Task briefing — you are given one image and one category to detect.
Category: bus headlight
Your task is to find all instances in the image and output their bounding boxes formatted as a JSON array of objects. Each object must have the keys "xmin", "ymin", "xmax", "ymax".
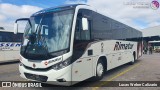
[{"xmin": 52, "ymin": 57, "xmax": 71, "ymax": 70}]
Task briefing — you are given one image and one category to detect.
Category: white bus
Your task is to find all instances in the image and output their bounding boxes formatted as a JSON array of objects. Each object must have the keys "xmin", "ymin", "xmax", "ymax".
[
  {"xmin": 149, "ymin": 41, "xmax": 160, "ymax": 52},
  {"xmin": 0, "ymin": 30, "xmax": 23, "ymax": 63},
  {"xmin": 14, "ymin": 4, "xmax": 142, "ymax": 86}
]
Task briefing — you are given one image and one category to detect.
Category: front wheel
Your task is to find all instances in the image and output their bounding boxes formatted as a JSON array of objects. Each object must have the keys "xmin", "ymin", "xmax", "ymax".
[{"xmin": 95, "ymin": 60, "xmax": 104, "ymax": 80}]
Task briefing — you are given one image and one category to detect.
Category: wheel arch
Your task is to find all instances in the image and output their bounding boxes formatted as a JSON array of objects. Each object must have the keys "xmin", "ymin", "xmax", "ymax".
[
  {"xmin": 94, "ymin": 55, "xmax": 108, "ymax": 76},
  {"xmin": 133, "ymin": 51, "xmax": 136, "ymax": 60}
]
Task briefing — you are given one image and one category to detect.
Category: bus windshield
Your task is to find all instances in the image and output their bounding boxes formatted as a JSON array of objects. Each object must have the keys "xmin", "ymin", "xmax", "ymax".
[{"xmin": 21, "ymin": 9, "xmax": 74, "ymax": 60}]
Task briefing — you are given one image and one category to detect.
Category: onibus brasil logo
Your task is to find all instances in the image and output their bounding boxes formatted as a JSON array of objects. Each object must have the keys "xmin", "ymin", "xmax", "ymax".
[{"xmin": 150, "ymin": 0, "xmax": 159, "ymax": 10}]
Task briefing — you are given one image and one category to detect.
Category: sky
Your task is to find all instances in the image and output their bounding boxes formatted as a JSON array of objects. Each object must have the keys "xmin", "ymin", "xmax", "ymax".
[{"xmin": 0, "ymin": 0, "xmax": 160, "ymax": 31}]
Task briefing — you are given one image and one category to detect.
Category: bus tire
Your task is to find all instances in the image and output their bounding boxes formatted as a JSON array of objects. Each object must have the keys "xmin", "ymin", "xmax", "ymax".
[
  {"xmin": 130, "ymin": 53, "xmax": 135, "ymax": 65},
  {"xmin": 95, "ymin": 59, "xmax": 104, "ymax": 80}
]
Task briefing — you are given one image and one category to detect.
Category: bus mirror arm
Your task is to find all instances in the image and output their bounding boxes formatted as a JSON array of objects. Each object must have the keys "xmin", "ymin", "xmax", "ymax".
[
  {"xmin": 14, "ymin": 23, "xmax": 18, "ymax": 34},
  {"xmin": 14, "ymin": 18, "xmax": 31, "ymax": 34}
]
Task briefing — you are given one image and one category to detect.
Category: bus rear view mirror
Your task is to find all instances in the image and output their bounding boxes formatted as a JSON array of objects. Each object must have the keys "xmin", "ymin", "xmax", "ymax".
[
  {"xmin": 14, "ymin": 23, "xmax": 18, "ymax": 34},
  {"xmin": 14, "ymin": 18, "xmax": 31, "ymax": 34},
  {"xmin": 82, "ymin": 17, "xmax": 88, "ymax": 31}
]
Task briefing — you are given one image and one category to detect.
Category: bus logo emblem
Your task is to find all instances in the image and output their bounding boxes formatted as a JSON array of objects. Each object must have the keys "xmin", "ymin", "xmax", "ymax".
[
  {"xmin": 114, "ymin": 42, "xmax": 134, "ymax": 51},
  {"xmin": 33, "ymin": 63, "xmax": 36, "ymax": 68},
  {"xmin": 44, "ymin": 61, "xmax": 48, "ymax": 66}
]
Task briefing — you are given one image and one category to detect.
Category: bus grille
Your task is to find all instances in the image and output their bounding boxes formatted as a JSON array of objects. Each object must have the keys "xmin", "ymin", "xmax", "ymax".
[{"xmin": 24, "ymin": 73, "xmax": 48, "ymax": 82}]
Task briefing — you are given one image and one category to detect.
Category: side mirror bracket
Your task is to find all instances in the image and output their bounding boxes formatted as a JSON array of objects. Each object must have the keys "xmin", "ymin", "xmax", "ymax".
[{"xmin": 14, "ymin": 18, "xmax": 31, "ymax": 34}]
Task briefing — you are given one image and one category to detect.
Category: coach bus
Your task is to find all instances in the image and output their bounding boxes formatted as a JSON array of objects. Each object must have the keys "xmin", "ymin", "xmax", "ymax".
[
  {"xmin": 14, "ymin": 4, "xmax": 142, "ymax": 86},
  {"xmin": 0, "ymin": 30, "xmax": 23, "ymax": 63}
]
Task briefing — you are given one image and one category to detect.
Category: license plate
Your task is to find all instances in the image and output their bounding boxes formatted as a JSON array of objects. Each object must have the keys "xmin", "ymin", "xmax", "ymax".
[{"xmin": 30, "ymin": 74, "xmax": 40, "ymax": 80}]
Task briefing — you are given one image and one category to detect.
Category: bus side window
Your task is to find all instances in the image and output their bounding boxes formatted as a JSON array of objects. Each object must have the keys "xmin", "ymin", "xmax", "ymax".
[
  {"xmin": 81, "ymin": 19, "xmax": 90, "ymax": 40},
  {"xmin": 75, "ymin": 18, "xmax": 81, "ymax": 40},
  {"xmin": 3, "ymin": 32, "xmax": 12, "ymax": 42},
  {"xmin": 75, "ymin": 9, "xmax": 92, "ymax": 41},
  {"xmin": 0, "ymin": 34, "xmax": 2, "ymax": 42}
]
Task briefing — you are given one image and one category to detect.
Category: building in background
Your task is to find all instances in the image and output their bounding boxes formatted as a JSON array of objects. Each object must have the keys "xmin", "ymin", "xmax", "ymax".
[{"xmin": 141, "ymin": 25, "xmax": 160, "ymax": 53}]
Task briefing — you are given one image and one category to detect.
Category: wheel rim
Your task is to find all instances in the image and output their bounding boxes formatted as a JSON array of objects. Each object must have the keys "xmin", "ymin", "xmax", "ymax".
[{"xmin": 97, "ymin": 63, "xmax": 104, "ymax": 77}]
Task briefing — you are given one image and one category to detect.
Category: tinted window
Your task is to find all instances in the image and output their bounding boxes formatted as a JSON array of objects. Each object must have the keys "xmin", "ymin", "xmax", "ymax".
[
  {"xmin": 75, "ymin": 9, "xmax": 92, "ymax": 41},
  {"xmin": 0, "ymin": 31, "xmax": 23, "ymax": 42}
]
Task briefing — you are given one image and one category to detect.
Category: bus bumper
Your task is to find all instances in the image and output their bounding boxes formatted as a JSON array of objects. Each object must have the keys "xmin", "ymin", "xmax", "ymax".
[{"xmin": 19, "ymin": 63, "xmax": 72, "ymax": 86}]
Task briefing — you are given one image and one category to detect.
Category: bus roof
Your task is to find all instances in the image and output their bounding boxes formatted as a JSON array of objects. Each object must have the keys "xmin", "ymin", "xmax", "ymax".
[{"xmin": 32, "ymin": 4, "xmax": 88, "ymax": 16}]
